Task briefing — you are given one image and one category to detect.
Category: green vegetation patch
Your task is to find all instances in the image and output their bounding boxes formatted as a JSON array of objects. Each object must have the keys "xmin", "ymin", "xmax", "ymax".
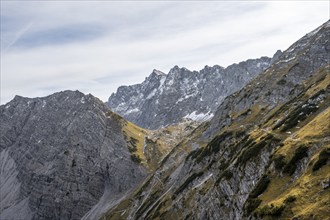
[
  {"xmin": 277, "ymin": 78, "xmax": 287, "ymax": 85},
  {"xmin": 256, "ymin": 203, "xmax": 285, "ymax": 217},
  {"xmin": 187, "ymin": 131, "xmax": 239, "ymax": 163},
  {"xmin": 272, "ymin": 154, "xmax": 286, "ymax": 171},
  {"xmin": 273, "ymin": 90, "xmax": 324, "ymax": 131},
  {"xmin": 244, "ymin": 198, "xmax": 262, "ymax": 216},
  {"xmin": 243, "ymin": 175, "xmax": 270, "ymax": 216},
  {"xmin": 237, "ymin": 140, "xmax": 267, "ymax": 164},
  {"xmin": 312, "ymin": 147, "xmax": 330, "ymax": 171},
  {"xmin": 131, "ymin": 154, "xmax": 142, "ymax": 163},
  {"xmin": 284, "ymin": 195, "xmax": 296, "ymax": 203},
  {"xmin": 283, "ymin": 145, "xmax": 308, "ymax": 175},
  {"xmin": 250, "ymin": 175, "xmax": 271, "ymax": 198},
  {"xmin": 135, "ymin": 191, "xmax": 160, "ymax": 219},
  {"xmin": 174, "ymin": 171, "xmax": 204, "ymax": 195},
  {"xmin": 237, "ymin": 134, "xmax": 281, "ymax": 165}
]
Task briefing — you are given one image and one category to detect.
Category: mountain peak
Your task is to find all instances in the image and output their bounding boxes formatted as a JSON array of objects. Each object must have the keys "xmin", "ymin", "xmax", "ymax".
[
  {"xmin": 152, "ymin": 69, "xmax": 165, "ymax": 76},
  {"xmin": 108, "ymin": 56, "xmax": 271, "ymax": 129}
]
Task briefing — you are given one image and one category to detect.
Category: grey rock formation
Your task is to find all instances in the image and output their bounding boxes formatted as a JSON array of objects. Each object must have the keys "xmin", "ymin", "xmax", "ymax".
[
  {"xmin": 108, "ymin": 57, "xmax": 272, "ymax": 129},
  {"xmin": 0, "ymin": 91, "xmax": 146, "ymax": 220},
  {"xmin": 103, "ymin": 21, "xmax": 330, "ymax": 220},
  {"xmin": 269, "ymin": 49, "xmax": 282, "ymax": 64},
  {"xmin": 206, "ymin": 20, "xmax": 330, "ymax": 138}
]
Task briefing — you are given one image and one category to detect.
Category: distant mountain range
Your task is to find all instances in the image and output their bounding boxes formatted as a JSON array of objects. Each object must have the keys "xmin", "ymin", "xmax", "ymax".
[
  {"xmin": 107, "ymin": 55, "xmax": 278, "ymax": 129},
  {"xmin": 1, "ymin": 21, "xmax": 329, "ymax": 220}
]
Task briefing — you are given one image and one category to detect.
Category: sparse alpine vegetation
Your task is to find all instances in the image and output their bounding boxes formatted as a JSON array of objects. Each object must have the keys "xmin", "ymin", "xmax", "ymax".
[
  {"xmin": 1, "ymin": 21, "xmax": 329, "ymax": 220},
  {"xmin": 101, "ymin": 21, "xmax": 330, "ymax": 220}
]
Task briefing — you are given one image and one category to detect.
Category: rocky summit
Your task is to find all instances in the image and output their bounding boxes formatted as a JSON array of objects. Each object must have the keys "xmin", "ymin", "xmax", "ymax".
[
  {"xmin": 107, "ymin": 56, "xmax": 272, "ymax": 130},
  {"xmin": 1, "ymin": 20, "xmax": 329, "ymax": 220},
  {"xmin": 0, "ymin": 91, "xmax": 146, "ymax": 220}
]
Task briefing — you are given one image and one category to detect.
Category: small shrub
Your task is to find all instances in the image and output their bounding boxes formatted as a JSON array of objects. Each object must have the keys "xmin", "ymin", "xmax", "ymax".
[
  {"xmin": 218, "ymin": 160, "xmax": 229, "ymax": 170},
  {"xmin": 240, "ymin": 109, "xmax": 252, "ymax": 117},
  {"xmin": 312, "ymin": 147, "xmax": 330, "ymax": 171},
  {"xmin": 244, "ymin": 198, "xmax": 262, "ymax": 216},
  {"xmin": 127, "ymin": 137, "xmax": 138, "ymax": 152},
  {"xmin": 129, "ymin": 137, "xmax": 138, "ymax": 145},
  {"xmin": 174, "ymin": 172, "xmax": 203, "ymax": 195},
  {"xmin": 284, "ymin": 195, "xmax": 296, "ymax": 203},
  {"xmin": 223, "ymin": 170, "xmax": 233, "ymax": 179},
  {"xmin": 238, "ymin": 140, "xmax": 268, "ymax": 164},
  {"xmin": 128, "ymin": 146, "xmax": 137, "ymax": 153},
  {"xmin": 283, "ymin": 145, "xmax": 308, "ymax": 175},
  {"xmin": 273, "ymin": 154, "xmax": 286, "ymax": 171},
  {"xmin": 277, "ymin": 79, "xmax": 287, "ymax": 85},
  {"xmin": 257, "ymin": 204, "xmax": 285, "ymax": 217},
  {"xmin": 131, "ymin": 154, "xmax": 142, "ymax": 163},
  {"xmin": 250, "ymin": 175, "xmax": 270, "ymax": 198},
  {"xmin": 281, "ymin": 103, "xmax": 318, "ymax": 132},
  {"xmin": 190, "ymin": 131, "xmax": 234, "ymax": 163}
]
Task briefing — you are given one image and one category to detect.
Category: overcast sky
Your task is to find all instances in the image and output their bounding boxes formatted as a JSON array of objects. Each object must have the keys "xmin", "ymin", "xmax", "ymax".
[{"xmin": 1, "ymin": 1, "xmax": 329, "ymax": 104}]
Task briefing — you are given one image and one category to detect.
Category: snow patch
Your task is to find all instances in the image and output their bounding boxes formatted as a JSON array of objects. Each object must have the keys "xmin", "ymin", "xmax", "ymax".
[
  {"xmin": 280, "ymin": 56, "xmax": 296, "ymax": 63},
  {"xmin": 113, "ymin": 102, "xmax": 127, "ymax": 112},
  {"xmin": 80, "ymin": 97, "xmax": 85, "ymax": 104},
  {"xmin": 166, "ymin": 77, "xmax": 174, "ymax": 86},
  {"xmin": 184, "ymin": 111, "xmax": 214, "ymax": 121},
  {"xmin": 146, "ymin": 89, "xmax": 157, "ymax": 99},
  {"xmin": 42, "ymin": 100, "xmax": 47, "ymax": 108},
  {"xmin": 176, "ymin": 92, "xmax": 197, "ymax": 103},
  {"xmin": 194, "ymin": 173, "xmax": 213, "ymax": 189},
  {"xmin": 126, "ymin": 108, "xmax": 139, "ymax": 114},
  {"xmin": 158, "ymin": 76, "xmax": 166, "ymax": 94}
]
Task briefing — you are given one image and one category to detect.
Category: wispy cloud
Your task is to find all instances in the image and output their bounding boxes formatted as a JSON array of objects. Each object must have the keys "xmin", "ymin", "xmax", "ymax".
[
  {"xmin": 1, "ymin": 1, "xmax": 329, "ymax": 104},
  {"xmin": 4, "ymin": 22, "xmax": 33, "ymax": 51}
]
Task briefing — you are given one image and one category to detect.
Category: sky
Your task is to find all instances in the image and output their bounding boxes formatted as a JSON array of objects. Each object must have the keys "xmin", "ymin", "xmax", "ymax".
[{"xmin": 1, "ymin": 1, "xmax": 329, "ymax": 104}]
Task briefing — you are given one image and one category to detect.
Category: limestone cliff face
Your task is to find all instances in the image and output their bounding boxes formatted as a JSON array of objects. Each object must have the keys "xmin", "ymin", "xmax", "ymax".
[
  {"xmin": 0, "ymin": 91, "xmax": 147, "ymax": 220},
  {"xmin": 108, "ymin": 57, "xmax": 271, "ymax": 130},
  {"xmin": 1, "ymin": 20, "xmax": 329, "ymax": 220},
  {"xmin": 103, "ymin": 21, "xmax": 330, "ymax": 220}
]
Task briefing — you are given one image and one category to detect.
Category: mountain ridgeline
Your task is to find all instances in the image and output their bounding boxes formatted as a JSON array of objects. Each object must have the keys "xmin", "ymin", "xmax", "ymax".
[
  {"xmin": 0, "ymin": 21, "xmax": 329, "ymax": 220},
  {"xmin": 108, "ymin": 56, "xmax": 274, "ymax": 129},
  {"xmin": 0, "ymin": 92, "xmax": 147, "ymax": 219},
  {"xmin": 102, "ymin": 21, "xmax": 330, "ymax": 219}
]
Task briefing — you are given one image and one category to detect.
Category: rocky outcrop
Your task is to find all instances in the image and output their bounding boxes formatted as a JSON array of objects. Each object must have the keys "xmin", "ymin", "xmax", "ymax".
[
  {"xmin": 0, "ymin": 91, "xmax": 147, "ymax": 220},
  {"xmin": 103, "ymin": 21, "xmax": 330, "ymax": 220},
  {"xmin": 108, "ymin": 57, "xmax": 272, "ymax": 130}
]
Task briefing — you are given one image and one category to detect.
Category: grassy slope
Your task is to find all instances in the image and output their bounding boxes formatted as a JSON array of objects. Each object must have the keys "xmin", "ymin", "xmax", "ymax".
[{"xmin": 101, "ymin": 65, "xmax": 330, "ymax": 220}]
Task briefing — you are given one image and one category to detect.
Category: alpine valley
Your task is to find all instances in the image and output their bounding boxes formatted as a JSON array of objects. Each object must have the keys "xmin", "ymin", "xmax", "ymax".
[{"xmin": 1, "ymin": 21, "xmax": 329, "ymax": 220}]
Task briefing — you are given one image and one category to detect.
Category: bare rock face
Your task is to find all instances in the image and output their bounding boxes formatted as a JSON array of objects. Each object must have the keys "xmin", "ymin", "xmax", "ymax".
[
  {"xmin": 107, "ymin": 57, "xmax": 271, "ymax": 130},
  {"xmin": 0, "ymin": 90, "xmax": 146, "ymax": 220},
  {"xmin": 206, "ymin": 20, "xmax": 330, "ymax": 138},
  {"xmin": 103, "ymin": 21, "xmax": 330, "ymax": 220}
]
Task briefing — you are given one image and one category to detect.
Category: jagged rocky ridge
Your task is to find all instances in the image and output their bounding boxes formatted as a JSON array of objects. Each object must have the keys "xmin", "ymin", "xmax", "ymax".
[
  {"xmin": 102, "ymin": 21, "xmax": 330, "ymax": 219},
  {"xmin": 1, "ymin": 21, "xmax": 329, "ymax": 220},
  {"xmin": 108, "ymin": 57, "xmax": 273, "ymax": 130},
  {"xmin": 0, "ymin": 91, "xmax": 147, "ymax": 220}
]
